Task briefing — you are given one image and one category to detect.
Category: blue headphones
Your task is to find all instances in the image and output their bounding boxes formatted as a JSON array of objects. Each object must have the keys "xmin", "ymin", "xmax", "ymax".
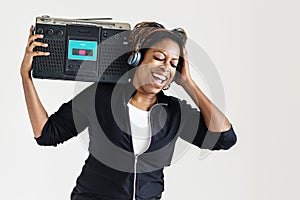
[{"xmin": 127, "ymin": 51, "xmax": 142, "ymax": 67}]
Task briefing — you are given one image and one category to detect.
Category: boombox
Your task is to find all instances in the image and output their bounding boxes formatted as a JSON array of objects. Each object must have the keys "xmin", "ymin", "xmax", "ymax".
[{"xmin": 32, "ymin": 15, "xmax": 132, "ymax": 83}]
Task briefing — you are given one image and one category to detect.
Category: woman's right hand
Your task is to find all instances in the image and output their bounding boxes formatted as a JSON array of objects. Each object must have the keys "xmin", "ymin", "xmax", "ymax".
[{"xmin": 20, "ymin": 25, "xmax": 50, "ymax": 78}]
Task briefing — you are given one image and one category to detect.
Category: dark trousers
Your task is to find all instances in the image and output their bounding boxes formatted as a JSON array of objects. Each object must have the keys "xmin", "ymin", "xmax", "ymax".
[{"xmin": 71, "ymin": 187, "xmax": 161, "ymax": 200}]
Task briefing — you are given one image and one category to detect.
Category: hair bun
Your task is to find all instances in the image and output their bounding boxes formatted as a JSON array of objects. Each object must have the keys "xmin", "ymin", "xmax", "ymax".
[{"xmin": 172, "ymin": 28, "xmax": 187, "ymax": 45}]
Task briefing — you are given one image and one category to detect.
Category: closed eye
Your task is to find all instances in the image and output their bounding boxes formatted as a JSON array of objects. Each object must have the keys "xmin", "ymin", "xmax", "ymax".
[
  {"xmin": 170, "ymin": 60, "xmax": 179, "ymax": 68},
  {"xmin": 170, "ymin": 63, "xmax": 177, "ymax": 68},
  {"xmin": 153, "ymin": 51, "xmax": 179, "ymax": 68},
  {"xmin": 154, "ymin": 56, "xmax": 164, "ymax": 61},
  {"xmin": 154, "ymin": 56, "xmax": 179, "ymax": 68}
]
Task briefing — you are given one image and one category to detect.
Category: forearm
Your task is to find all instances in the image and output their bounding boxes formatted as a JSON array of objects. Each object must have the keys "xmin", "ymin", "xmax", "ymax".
[
  {"xmin": 21, "ymin": 72, "xmax": 48, "ymax": 138},
  {"xmin": 181, "ymin": 79, "xmax": 231, "ymax": 132}
]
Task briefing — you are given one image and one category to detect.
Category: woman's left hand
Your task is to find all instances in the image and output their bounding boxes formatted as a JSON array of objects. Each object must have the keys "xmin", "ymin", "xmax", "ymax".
[{"xmin": 175, "ymin": 47, "xmax": 193, "ymax": 86}]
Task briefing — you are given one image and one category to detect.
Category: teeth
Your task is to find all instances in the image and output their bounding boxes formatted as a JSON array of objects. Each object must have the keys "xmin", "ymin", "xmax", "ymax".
[{"xmin": 152, "ymin": 73, "xmax": 167, "ymax": 81}]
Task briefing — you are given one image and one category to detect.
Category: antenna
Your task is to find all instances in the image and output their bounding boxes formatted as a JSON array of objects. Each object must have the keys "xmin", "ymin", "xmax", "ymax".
[{"xmin": 74, "ymin": 17, "xmax": 113, "ymax": 21}]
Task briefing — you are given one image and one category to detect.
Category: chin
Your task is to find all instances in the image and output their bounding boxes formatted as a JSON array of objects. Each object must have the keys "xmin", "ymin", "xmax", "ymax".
[{"xmin": 142, "ymin": 84, "xmax": 163, "ymax": 94}]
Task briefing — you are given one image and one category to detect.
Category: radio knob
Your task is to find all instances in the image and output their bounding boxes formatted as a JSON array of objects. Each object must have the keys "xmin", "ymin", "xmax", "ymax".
[
  {"xmin": 41, "ymin": 15, "xmax": 51, "ymax": 22},
  {"xmin": 114, "ymin": 34, "xmax": 120, "ymax": 40},
  {"xmin": 47, "ymin": 28, "xmax": 54, "ymax": 35},
  {"xmin": 36, "ymin": 28, "xmax": 44, "ymax": 34},
  {"xmin": 56, "ymin": 30, "xmax": 64, "ymax": 36}
]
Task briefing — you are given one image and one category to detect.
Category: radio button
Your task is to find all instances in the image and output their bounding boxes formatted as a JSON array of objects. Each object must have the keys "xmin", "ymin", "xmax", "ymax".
[
  {"xmin": 103, "ymin": 31, "xmax": 108, "ymax": 38},
  {"xmin": 68, "ymin": 65, "xmax": 79, "ymax": 69}
]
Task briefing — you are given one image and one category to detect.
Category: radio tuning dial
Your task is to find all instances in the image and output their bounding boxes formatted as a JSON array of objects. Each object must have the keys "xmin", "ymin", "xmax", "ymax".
[
  {"xmin": 56, "ymin": 30, "xmax": 64, "ymax": 36},
  {"xmin": 36, "ymin": 28, "xmax": 44, "ymax": 34},
  {"xmin": 47, "ymin": 28, "xmax": 54, "ymax": 35}
]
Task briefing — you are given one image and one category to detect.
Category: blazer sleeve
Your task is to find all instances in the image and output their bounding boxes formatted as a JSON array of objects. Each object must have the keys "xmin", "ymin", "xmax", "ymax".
[
  {"xmin": 34, "ymin": 84, "xmax": 95, "ymax": 146},
  {"xmin": 178, "ymin": 99, "xmax": 237, "ymax": 150}
]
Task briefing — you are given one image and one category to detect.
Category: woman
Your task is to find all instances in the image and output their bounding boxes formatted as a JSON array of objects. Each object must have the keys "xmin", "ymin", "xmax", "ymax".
[{"xmin": 20, "ymin": 22, "xmax": 237, "ymax": 200}]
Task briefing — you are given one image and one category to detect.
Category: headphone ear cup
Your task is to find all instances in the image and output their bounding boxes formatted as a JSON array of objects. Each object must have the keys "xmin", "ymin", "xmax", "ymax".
[{"xmin": 127, "ymin": 51, "xmax": 141, "ymax": 67}]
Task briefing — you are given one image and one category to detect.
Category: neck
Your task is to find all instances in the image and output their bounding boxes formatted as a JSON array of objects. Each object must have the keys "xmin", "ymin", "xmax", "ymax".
[{"xmin": 130, "ymin": 91, "xmax": 157, "ymax": 111}]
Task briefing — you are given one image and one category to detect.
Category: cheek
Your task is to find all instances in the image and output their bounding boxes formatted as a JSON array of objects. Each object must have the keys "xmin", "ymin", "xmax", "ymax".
[
  {"xmin": 135, "ymin": 64, "xmax": 152, "ymax": 80},
  {"xmin": 167, "ymin": 69, "xmax": 177, "ymax": 83}
]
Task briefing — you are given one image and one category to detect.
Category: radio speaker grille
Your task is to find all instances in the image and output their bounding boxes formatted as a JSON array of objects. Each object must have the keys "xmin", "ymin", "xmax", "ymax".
[{"xmin": 33, "ymin": 38, "xmax": 65, "ymax": 72}]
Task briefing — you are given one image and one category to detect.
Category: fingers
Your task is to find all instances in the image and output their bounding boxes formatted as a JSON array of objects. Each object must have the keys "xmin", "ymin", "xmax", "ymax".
[
  {"xmin": 182, "ymin": 47, "xmax": 188, "ymax": 58},
  {"xmin": 25, "ymin": 49, "xmax": 50, "ymax": 57},
  {"xmin": 27, "ymin": 33, "xmax": 44, "ymax": 47},
  {"xmin": 26, "ymin": 40, "xmax": 49, "ymax": 57},
  {"xmin": 29, "ymin": 25, "xmax": 34, "ymax": 37},
  {"xmin": 26, "ymin": 25, "xmax": 49, "ymax": 56},
  {"xmin": 181, "ymin": 47, "xmax": 189, "ymax": 65},
  {"xmin": 27, "ymin": 25, "xmax": 39, "ymax": 44},
  {"xmin": 27, "ymin": 41, "xmax": 48, "ymax": 52},
  {"xmin": 31, "ymin": 51, "xmax": 50, "ymax": 57}
]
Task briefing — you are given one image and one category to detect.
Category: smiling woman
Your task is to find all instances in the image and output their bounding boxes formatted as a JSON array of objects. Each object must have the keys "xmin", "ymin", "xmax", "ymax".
[
  {"xmin": 127, "ymin": 23, "xmax": 186, "ymax": 110},
  {"xmin": 20, "ymin": 21, "xmax": 237, "ymax": 200}
]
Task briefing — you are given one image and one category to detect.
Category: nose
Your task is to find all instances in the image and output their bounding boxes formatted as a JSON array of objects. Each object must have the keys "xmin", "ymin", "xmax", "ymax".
[
  {"xmin": 159, "ymin": 65, "xmax": 170, "ymax": 73},
  {"xmin": 160, "ymin": 61, "xmax": 171, "ymax": 72}
]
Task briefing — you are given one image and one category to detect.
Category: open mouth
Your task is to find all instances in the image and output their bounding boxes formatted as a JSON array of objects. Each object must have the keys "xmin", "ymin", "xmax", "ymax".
[{"xmin": 152, "ymin": 72, "xmax": 168, "ymax": 85}]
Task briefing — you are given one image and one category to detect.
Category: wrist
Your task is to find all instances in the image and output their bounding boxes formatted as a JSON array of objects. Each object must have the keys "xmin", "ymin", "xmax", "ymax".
[
  {"xmin": 181, "ymin": 78, "xmax": 195, "ymax": 90},
  {"xmin": 20, "ymin": 70, "xmax": 32, "ymax": 80}
]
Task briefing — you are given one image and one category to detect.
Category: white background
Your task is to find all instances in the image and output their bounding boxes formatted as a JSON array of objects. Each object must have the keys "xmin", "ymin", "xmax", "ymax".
[{"xmin": 1, "ymin": 0, "xmax": 300, "ymax": 199}]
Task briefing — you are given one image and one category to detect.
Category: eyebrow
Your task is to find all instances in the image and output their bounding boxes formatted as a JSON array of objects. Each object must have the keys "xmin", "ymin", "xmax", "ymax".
[{"xmin": 153, "ymin": 50, "xmax": 179, "ymax": 60}]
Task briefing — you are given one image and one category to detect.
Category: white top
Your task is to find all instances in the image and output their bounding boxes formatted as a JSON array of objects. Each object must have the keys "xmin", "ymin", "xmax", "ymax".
[{"xmin": 127, "ymin": 102, "xmax": 151, "ymax": 155}]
